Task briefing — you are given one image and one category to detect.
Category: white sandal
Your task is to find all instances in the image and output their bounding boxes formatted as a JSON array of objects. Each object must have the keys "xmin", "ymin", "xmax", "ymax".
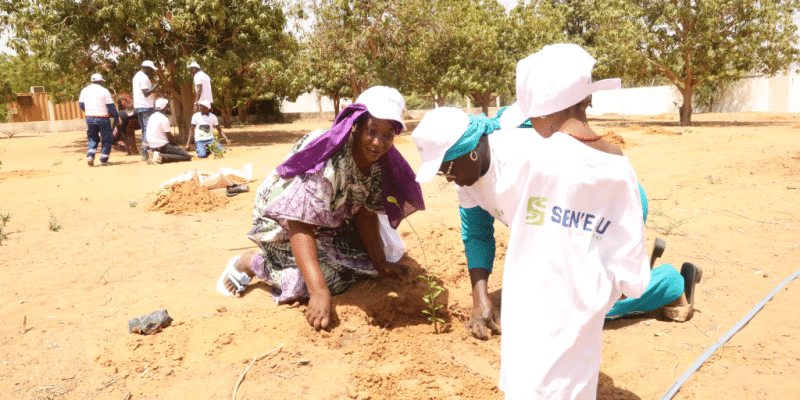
[{"xmin": 216, "ymin": 255, "xmax": 252, "ymax": 297}]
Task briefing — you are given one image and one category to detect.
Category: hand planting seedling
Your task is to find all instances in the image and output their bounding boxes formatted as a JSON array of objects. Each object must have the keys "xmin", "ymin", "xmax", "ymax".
[{"xmin": 387, "ymin": 196, "xmax": 446, "ymax": 333}]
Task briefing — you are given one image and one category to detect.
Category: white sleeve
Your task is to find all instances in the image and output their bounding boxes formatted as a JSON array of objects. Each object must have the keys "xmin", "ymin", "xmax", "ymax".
[
  {"xmin": 210, "ymin": 114, "xmax": 219, "ymax": 126},
  {"xmin": 193, "ymin": 74, "xmax": 201, "ymax": 86},
  {"xmin": 103, "ymin": 89, "xmax": 113, "ymax": 105},
  {"xmin": 160, "ymin": 117, "xmax": 171, "ymax": 133},
  {"xmin": 190, "ymin": 113, "xmax": 199, "ymax": 125},
  {"xmin": 78, "ymin": 89, "xmax": 86, "ymax": 104},
  {"xmin": 600, "ymin": 170, "xmax": 650, "ymax": 299}
]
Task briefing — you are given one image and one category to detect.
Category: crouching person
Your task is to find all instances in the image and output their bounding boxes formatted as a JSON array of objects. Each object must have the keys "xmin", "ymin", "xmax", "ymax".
[
  {"xmin": 186, "ymin": 100, "xmax": 230, "ymax": 158},
  {"xmin": 147, "ymin": 98, "xmax": 192, "ymax": 164}
]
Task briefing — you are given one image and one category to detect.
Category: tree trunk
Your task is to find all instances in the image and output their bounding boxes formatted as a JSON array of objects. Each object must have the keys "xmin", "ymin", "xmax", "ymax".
[
  {"xmin": 432, "ymin": 90, "xmax": 446, "ymax": 108},
  {"xmin": 219, "ymin": 105, "xmax": 234, "ymax": 128},
  {"xmin": 171, "ymin": 83, "xmax": 194, "ymax": 145},
  {"xmin": 332, "ymin": 94, "xmax": 341, "ymax": 116},
  {"xmin": 679, "ymin": 85, "xmax": 693, "ymax": 126},
  {"xmin": 470, "ymin": 90, "xmax": 495, "ymax": 116},
  {"xmin": 239, "ymin": 98, "xmax": 254, "ymax": 125}
]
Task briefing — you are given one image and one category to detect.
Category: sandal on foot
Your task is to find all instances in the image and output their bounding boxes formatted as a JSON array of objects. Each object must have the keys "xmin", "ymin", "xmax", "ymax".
[
  {"xmin": 664, "ymin": 262, "xmax": 702, "ymax": 322},
  {"xmin": 216, "ymin": 255, "xmax": 252, "ymax": 298},
  {"xmin": 650, "ymin": 237, "xmax": 666, "ymax": 270},
  {"xmin": 226, "ymin": 184, "xmax": 249, "ymax": 197}
]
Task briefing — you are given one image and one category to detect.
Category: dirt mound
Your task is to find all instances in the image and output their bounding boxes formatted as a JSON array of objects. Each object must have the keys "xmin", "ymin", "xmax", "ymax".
[
  {"xmin": 791, "ymin": 125, "xmax": 800, "ymax": 129},
  {"xmin": 148, "ymin": 180, "xmax": 228, "ymax": 214},
  {"xmin": 223, "ymin": 174, "xmax": 248, "ymax": 184},
  {"xmin": 603, "ymin": 131, "xmax": 629, "ymax": 150},
  {"xmin": 643, "ymin": 126, "xmax": 679, "ymax": 136},
  {"xmin": 627, "ymin": 124, "xmax": 644, "ymax": 131}
]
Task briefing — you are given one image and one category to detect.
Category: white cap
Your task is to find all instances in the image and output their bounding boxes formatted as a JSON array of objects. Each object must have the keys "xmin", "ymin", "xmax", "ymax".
[
  {"xmin": 197, "ymin": 100, "xmax": 211, "ymax": 109},
  {"xmin": 142, "ymin": 60, "xmax": 158, "ymax": 70},
  {"xmin": 188, "ymin": 61, "xmax": 201, "ymax": 69},
  {"xmin": 90, "ymin": 73, "xmax": 104, "ymax": 82},
  {"xmin": 155, "ymin": 98, "xmax": 169, "ymax": 110},
  {"xmin": 499, "ymin": 43, "xmax": 621, "ymax": 130},
  {"xmin": 411, "ymin": 107, "xmax": 470, "ymax": 183},
  {"xmin": 355, "ymin": 86, "xmax": 406, "ymax": 131}
]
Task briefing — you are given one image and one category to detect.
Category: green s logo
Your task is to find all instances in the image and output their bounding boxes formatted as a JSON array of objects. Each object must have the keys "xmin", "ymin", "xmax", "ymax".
[{"xmin": 526, "ymin": 197, "xmax": 547, "ymax": 226}]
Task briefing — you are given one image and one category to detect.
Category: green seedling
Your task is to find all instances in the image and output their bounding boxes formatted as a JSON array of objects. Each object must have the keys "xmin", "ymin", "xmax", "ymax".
[
  {"xmin": 387, "ymin": 196, "xmax": 446, "ymax": 333},
  {"xmin": 47, "ymin": 209, "xmax": 62, "ymax": 232},
  {"xmin": 129, "ymin": 200, "xmax": 138, "ymax": 208},
  {"xmin": 208, "ymin": 132, "xmax": 226, "ymax": 159},
  {"xmin": 0, "ymin": 210, "xmax": 12, "ymax": 227},
  {"xmin": 0, "ymin": 226, "xmax": 7, "ymax": 245},
  {"xmin": 80, "ymin": 197, "xmax": 89, "ymax": 201},
  {"xmin": 706, "ymin": 175, "xmax": 721, "ymax": 185},
  {"xmin": 52, "ymin": 160, "xmax": 62, "ymax": 166}
]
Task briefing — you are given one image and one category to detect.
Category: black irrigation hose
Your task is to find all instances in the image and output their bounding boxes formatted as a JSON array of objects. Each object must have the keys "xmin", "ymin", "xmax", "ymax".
[{"xmin": 661, "ymin": 268, "xmax": 800, "ymax": 400}]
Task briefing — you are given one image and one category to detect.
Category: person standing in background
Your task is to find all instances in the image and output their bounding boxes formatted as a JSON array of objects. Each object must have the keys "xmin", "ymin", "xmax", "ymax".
[
  {"xmin": 132, "ymin": 60, "xmax": 160, "ymax": 162},
  {"xmin": 79, "ymin": 73, "xmax": 121, "ymax": 167}
]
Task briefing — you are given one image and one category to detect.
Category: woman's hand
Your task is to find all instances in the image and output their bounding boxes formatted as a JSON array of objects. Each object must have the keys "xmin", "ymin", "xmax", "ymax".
[
  {"xmin": 375, "ymin": 261, "xmax": 409, "ymax": 281},
  {"xmin": 306, "ymin": 289, "xmax": 332, "ymax": 330},
  {"xmin": 466, "ymin": 289, "xmax": 501, "ymax": 340}
]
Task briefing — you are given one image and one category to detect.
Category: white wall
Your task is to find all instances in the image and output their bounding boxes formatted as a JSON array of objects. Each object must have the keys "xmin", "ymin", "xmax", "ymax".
[
  {"xmin": 280, "ymin": 90, "xmax": 352, "ymax": 114},
  {"xmin": 586, "ymin": 73, "xmax": 800, "ymax": 116}
]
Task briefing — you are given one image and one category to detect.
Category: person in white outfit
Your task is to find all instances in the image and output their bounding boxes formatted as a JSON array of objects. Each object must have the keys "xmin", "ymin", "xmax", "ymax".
[
  {"xmin": 412, "ymin": 44, "xmax": 651, "ymax": 400},
  {"xmin": 78, "ymin": 73, "xmax": 121, "ymax": 166},
  {"xmin": 132, "ymin": 60, "xmax": 161, "ymax": 161},
  {"xmin": 146, "ymin": 98, "xmax": 192, "ymax": 164},
  {"xmin": 188, "ymin": 61, "xmax": 213, "ymax": 106}
]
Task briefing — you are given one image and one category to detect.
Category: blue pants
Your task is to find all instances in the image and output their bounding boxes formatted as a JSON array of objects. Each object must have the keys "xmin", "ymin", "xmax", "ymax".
[
  {"xmin": 136, "ymin": 108, "xmax": 155, "ymax": 159},
  {"xmin": 86, "ymin": 117, "xmax": 114, "ymax": 163},
  {"xmin": 605, "ymin": 264, "xmax": 684, "ymax": 320},
  {"xmin": 195, "ymin": 139, "xmax": 225, "ymax": 158}
]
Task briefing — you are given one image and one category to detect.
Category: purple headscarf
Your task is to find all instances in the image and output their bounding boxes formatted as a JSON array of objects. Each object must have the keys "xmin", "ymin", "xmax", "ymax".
[{"xmin": 276, "ymin": 103, "xmax": 425, "ymax": 229}]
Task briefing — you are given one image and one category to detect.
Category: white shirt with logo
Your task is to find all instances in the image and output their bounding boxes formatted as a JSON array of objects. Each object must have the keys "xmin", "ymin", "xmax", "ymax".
[
  {"xmin": 191, "ymin": 111, "xmax": 219, "ymax": 141},
  {"xmin": 145, "ymin": 111, "xmax": 171, "ymax": 148},
  {"xmin": 132, "ymin": 71, "xmax": 154, "ymax": 108},
  {"xmin": 78, "ymin": 84, "xmax": 114, "ymax": 117},
  {"xmin": 455, "ymin": 128, "xmax": 649, "ymax": 399},
  {"xmin": 193, "ymin": 70, "xmax": 213, "ymax": 104}
]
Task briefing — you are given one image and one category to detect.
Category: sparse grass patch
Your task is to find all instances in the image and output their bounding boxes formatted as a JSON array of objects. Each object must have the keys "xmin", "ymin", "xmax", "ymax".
[
  {"xmin": 47, "ymin": 209, "xmax": 62, "ymax": 232},
  {"xmin": 129, "ymin": 200, "xmax": 138, "ymax": 208},
  {"xmin": 652, "ymin": 217, "xmax": 690, "ymax": 235},
  {"xmin": 52, "ymin": 160, "xmax": 62, "ymax": 166},
  {"xmin": 706, "ymin": 175, "xmax": 722, "ymax": 185}
]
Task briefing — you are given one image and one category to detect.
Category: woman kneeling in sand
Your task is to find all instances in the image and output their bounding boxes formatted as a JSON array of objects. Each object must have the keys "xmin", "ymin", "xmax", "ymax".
[{"xmin": 216, "ymin": 86, "xmax": 424, "ymax": 331}]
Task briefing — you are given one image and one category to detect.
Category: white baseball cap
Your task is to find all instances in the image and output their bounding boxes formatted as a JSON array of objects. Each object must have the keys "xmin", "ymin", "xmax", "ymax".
[
  {"xmin": 155, "ymin": 98, "xmax": 169, "ymax": 110},
  {"xmin": 90, "ymin": 73, "xmax": 104, "ymax": 82},
  {"xmin": 188, "ymin": 61, "xmax": 201, "ymax": 69},
  {"xmin": 142, "ymin": 60, "xmax": 158, "ymax": 70},
  {"xmin": 499, "ymin": 43, "xmax": 621, "ymax": 130},
  {"xmin": 355, "ymin": 86, "xmax": 407, "ymax": 131},
  {"xmin": 411, "ymin": 107, "xmax": 470, "ymax": 183},
  {"xmin": 197, "ymin": 100, "xmax": 211, "ymax": 109}
]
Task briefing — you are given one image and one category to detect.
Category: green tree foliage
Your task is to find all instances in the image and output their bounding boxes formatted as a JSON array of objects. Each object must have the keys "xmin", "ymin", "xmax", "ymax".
[
  {"xmin": 2, "ymin": 0, "xmax": 298, "ymax": 140},
  {"xmin": 592, "ymin": 0, "xmax": 800, "ymax": 125}
]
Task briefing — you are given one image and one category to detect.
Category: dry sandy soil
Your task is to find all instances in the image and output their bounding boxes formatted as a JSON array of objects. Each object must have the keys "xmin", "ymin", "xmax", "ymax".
[{"xmin": 1, "ymin": 111, "xmax": 800, "ymax": 400}]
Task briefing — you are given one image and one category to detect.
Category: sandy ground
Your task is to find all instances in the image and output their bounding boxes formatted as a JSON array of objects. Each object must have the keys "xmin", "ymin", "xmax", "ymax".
[{"xmin": 1, "ymin": 112, "xmax": 800, "ymax": 400}]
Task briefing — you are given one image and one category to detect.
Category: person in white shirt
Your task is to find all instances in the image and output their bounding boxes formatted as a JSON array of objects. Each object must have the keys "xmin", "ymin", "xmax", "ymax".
[
  {"xmin": 146, "ymin": 98, "xmax": 192, "ymax": 164},
  {"xmin": 78, "ymin": 73, "xmax": 121, "ymax": 167},
  {"xmin": 188, "ymin": 62, "xmax": 213, "ymax": 107},
  {"xmin": 132, "ymin": 60, "xmax": 161, "ymax": 162},
  {"xmin": 412, "ymin": 44, "xmax": 651, "ymax": 400},
  {"xmin": 186, "ymin": 100, "xmax": 230, "ymax": 158}
]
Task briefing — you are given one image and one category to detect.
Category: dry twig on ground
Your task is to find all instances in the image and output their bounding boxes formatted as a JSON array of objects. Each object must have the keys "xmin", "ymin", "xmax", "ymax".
[{"xmin": 232, "ymin": 344, "xmax": 284, "ymax": 400}]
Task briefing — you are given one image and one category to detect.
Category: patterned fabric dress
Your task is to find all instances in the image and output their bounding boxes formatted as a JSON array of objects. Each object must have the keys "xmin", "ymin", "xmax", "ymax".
[{"xmin": 247, "ymin": 129, "xmax": 385, "ymax": 303}]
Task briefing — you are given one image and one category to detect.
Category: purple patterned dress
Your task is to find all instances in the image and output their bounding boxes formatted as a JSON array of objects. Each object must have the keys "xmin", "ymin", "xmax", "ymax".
[{"xmin": 246, "ymin": 129, "xmax": 384, "ymax": 303}]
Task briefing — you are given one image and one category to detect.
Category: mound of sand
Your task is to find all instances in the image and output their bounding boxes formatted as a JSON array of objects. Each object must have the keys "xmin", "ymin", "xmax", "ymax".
[
  {"xmin": 148, "ymin": 180, "xmax": 228, "ymax": 214},
  {"xmin": 643, "ymin": 126, "xmax": 679, "ymax": 136},
  {"xmin": 603, "ymin": 130, "xmax": 629, "ymax": 150},
  {"xmin": 627, "ymin": 124, "xmax": 644, "ymax": 131}
]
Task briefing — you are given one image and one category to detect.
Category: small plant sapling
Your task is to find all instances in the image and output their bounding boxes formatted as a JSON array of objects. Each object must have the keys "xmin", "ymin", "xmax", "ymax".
[
  {"xmin": 0, "ymin": 210, "xmax": 11, "ymax": 227},
  {"xmin": 208, "ymin": 132, "xmax": 226, "ymax": 159},
  {"xmin": 47, "ymin": 208, "xmax": 62, "ymax": 232},
  {"xmin": 386, "ymin": 196, "xmax": 446, "ymax": 333},
  {"xmin": 129, "ymin": 200, "xmax": 138, "ymax": 208}
]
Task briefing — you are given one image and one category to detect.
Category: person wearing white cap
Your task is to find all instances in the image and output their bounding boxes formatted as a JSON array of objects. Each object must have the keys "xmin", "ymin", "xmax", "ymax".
[
  {"xmin": 215, "ymin": 86, "xmax": 424, "ymax": 333},
  {"xmin": 132, "ymin": 60, "xmax": 161, "ymax": 162},
  {"xmin": 78, "ymin": 73, "xmax": 121, "ymax": 166},
  {"xmin": 412, "ymin": 44, "xmax": 651, "ymax": 399},
  {"xmin": 145, "ymin": 98, "xmax": 191, "ymax": 164},
  {"xmin": 188, "ymin": 62, "xmax": 213, "ymax": 107},
  {"xmin": 186, "ymin": 100, "xmax": 229, "ymax": 158}
]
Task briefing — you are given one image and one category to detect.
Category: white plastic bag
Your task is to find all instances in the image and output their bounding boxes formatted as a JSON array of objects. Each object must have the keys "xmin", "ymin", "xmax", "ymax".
[{"xmin": 378, "ymin": 214, "xmax": 406, "ymax": 263}]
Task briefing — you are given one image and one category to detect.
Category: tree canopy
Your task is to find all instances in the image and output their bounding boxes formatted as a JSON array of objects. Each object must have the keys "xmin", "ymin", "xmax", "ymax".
[{"xmin": 592, "ymin": 0, "xmax": 800, "ymax": 125}]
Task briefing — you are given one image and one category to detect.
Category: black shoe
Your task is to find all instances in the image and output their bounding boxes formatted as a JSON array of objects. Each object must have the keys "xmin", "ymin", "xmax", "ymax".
[
  {"xmin": 226, "ymin": 184, "xmax": 249, "ymax": 197},
  {"xmin": 650, "ymin": 237, "xmax": 666, "ymax": 270}
]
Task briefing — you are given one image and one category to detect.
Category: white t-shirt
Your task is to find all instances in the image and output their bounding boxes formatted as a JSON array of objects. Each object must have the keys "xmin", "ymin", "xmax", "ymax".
[
  {"xmin": 132, "ymin": 71, "xmax": 154, "ymax": 108},
  {"xmin": 146, "ymin": 111, "xmax": 171, "ymax": 148},
  {"xmin": 78, "ymin": 84, "xmax": 114, "ymax": 117},
  {"xmin": 193, "ymin": 70, "xmax": 213, "ymax": 104},
  {"xmin": 191, "ymin": 111, "xmax": 219, "ymax": 141},
  {"xmin": 456, "ymin": 128, "xmax": 649, "ymax": 400}
]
